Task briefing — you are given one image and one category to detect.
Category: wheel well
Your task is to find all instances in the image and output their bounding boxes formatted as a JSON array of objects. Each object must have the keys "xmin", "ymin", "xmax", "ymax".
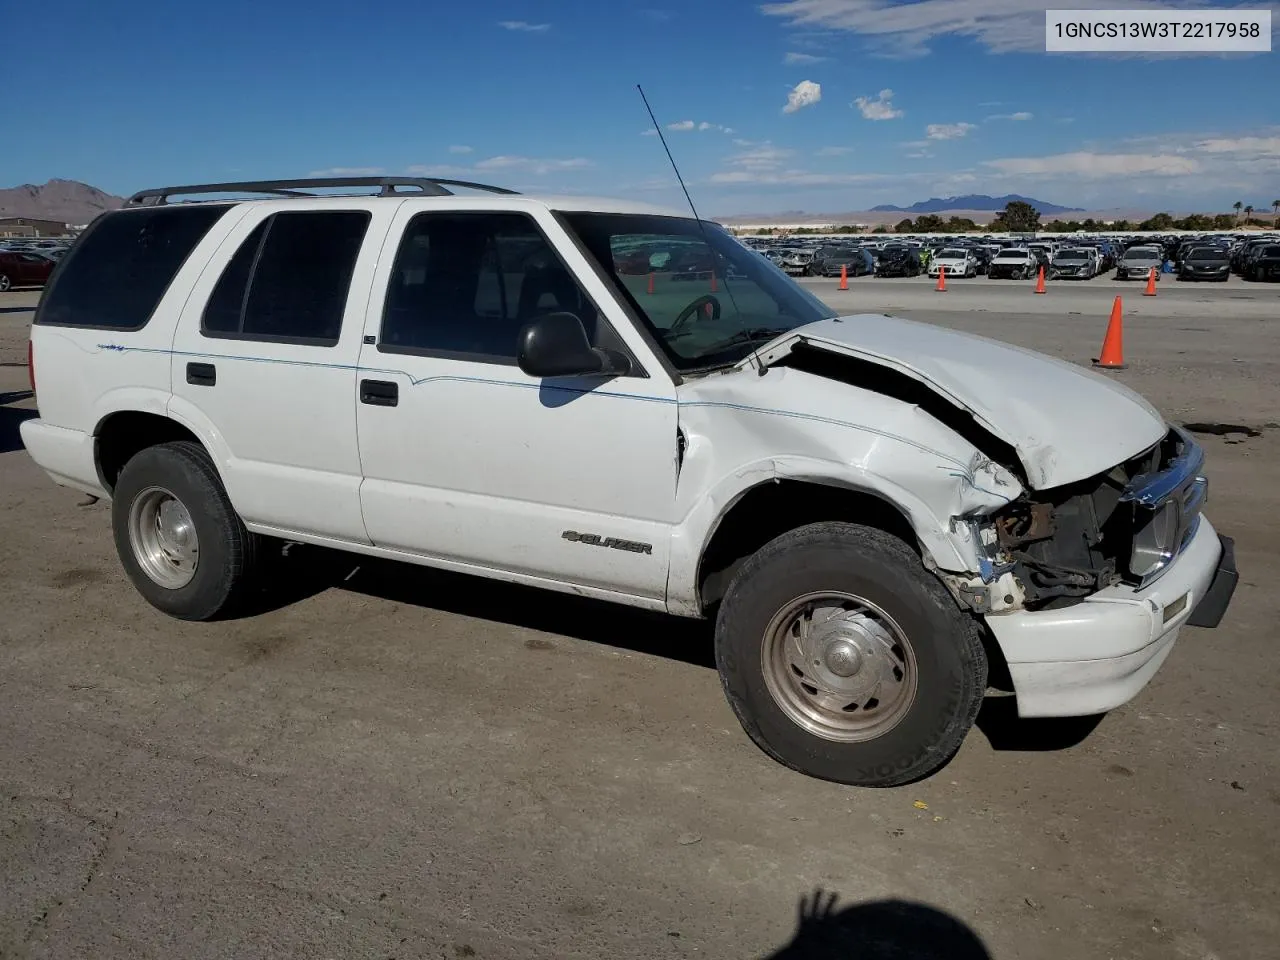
[
  {"xmin": 95, "ymin": 412, "xmax": 201, "ymax": 492},
  {"xmin": 697, "ymin": 480, "xmax": 920, "ymax": 614}
]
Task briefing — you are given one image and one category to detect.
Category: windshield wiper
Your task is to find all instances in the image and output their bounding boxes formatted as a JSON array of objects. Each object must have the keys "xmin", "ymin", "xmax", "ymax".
[{"xmin": 698, "ymin": 326, "xmax": 792, "ymax": 356}]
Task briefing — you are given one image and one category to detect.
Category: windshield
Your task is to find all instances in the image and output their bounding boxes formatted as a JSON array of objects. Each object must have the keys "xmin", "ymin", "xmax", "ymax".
[
  {"xmin": 1055, "ymin": 250, "xmax": 1088, "ymax": 261},
  {"xmin": 563, "ymin": 213, "xmax": 837, "ymax": 372},
  {"xmin": 938, "ymin": 248, "xmax": 967, "ymax": 258},
  {"xmin": 996, "ymin": 250, "xmax": 1028, "ymax": 259},
  {"xmin": 1187, "ymin": 247, "xmax": 1228, "ymax": 261},
  {"xmin": 1124, "ymin": 248, "xmax": 1159, "ymax": 260}
]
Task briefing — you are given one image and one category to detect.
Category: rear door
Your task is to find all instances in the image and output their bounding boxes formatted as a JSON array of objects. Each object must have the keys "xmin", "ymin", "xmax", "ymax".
[{"xmin": 168, "ymin": 200, "xmax": 396, "ymax": 544}]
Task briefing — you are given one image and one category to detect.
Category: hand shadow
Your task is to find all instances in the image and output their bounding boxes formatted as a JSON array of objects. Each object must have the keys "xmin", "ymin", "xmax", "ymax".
[{"xmin": 764, "ymin": 889, "xmax": 991, "ymax": 960}]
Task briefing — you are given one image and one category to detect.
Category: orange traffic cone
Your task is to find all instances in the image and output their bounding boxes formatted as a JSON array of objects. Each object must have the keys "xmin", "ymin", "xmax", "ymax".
[
  {"xmin": 1093, "ymin": 296, "xmax": 1126, "ymax": 369},
  {"xmin": 935, "ymin": 264, "xmax": 947, "ymax": 292},
  {"xmin": 710, "ymin": 271, "xmax": 718, "ymax": 293},
  {"xmin": 647, "ymin": 272, "xmax": 654, "ymax": 295},
  {"xmin": 839, "ymin": 264, "xmax": 849, "ymax": 290},
  {"xmin": 1034, "ymin": 265, "xmax": 1046, "ymax": 294},
  {"xmin": 1143, "ymin": 266, "xmax": 1157, "ymax": 296}
]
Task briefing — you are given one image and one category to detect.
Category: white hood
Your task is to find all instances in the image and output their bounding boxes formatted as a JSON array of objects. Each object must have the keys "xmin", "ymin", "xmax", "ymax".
[{"xmin": 749, "ymin": 314, "xmax": 1167, "ymax": 489}]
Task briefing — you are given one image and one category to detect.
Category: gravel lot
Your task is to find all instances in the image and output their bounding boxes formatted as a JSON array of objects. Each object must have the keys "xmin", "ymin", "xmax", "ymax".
[{"xmin": 2, "ymin": 279, "xmax": 1278, "ymax": 960}]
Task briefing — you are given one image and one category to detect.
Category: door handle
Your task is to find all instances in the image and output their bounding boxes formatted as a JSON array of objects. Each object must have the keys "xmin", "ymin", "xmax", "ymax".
[
  {"xmin": 360, "ymin": 379, "xmax": 399, "ymax": 407},
  {"xmin": 186, "ymin": 362, "xmax": 216, "ymax": 386}
]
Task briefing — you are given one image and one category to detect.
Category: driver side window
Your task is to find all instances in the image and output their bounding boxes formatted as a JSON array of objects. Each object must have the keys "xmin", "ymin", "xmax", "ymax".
[{"xmin": 379, "ymin": 212, "xmax": 602, "ymax": 363}]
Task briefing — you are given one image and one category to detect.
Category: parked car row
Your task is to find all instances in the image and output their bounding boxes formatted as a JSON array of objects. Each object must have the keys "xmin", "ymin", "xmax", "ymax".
[
  {"xmin": 739, "ymin": 231, "xmax": 1280, "ymax": 282},
  {"xmin": 0, "ymin": 236, "xmax": 76, "ymax": 290}
]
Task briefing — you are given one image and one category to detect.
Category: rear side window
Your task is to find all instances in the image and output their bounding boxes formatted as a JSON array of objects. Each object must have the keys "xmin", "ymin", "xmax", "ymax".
[
  {"xmin": 36, "ymin": 206, "xmax": 229, "ymax": 330},
  {"xmin": 202, "ymin": 210, "xmax": 370, "ymax": 345}
]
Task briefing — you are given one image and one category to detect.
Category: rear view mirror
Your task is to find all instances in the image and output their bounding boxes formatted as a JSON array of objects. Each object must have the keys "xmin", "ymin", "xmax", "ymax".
[{"xmin": 517, "ymin": 312, "xmax": 631, "ymax": 379}]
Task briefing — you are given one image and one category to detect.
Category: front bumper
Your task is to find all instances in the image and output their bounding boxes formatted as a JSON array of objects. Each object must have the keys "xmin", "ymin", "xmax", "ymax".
[{"xmin": 985, "ymin": 517, "xmax": 1235, "ymax": 718}]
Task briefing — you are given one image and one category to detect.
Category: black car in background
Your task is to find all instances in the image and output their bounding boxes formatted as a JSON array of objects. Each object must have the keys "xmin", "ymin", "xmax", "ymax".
[
  {"xmin": 874, "ymin": 245, "xmax": 922, "ymax": 277},
  {"xmin": 815, "ymin": 246, "xmax": 874, "ymax": 277},
  {"xmin": 1242, "ymin": 244, "xmax": 1280, "ymax": 281},
  {"xmin": 1177, "ymin": 246, "xmax": 1231, "ymax": 281}
]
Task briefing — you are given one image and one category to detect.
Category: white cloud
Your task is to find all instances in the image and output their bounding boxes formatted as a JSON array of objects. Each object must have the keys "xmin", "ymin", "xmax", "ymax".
[
  {"xmin": 783, "ymin": 80, "xmax": 822, "ymax": 113},
  {"xmin": 853, "ymin": 89, "xmax": 902, "ymax": 120},
  {"xmin": 817, "ymin": 146, "xmax": 854, "ymax": 156},
  {"xmin": 1193, "ymin": 136, "xmax": 1280, "ymax": 157},
  {"xmin": 724, "ymin": 143, "xmax": 796, "ymax": 171},
  {"xmin": 759, "ymin": 0, "xmax": 1266, "ymax": 57},
  {"xmin": 309, "ymin": 166, "xmax": 385, "ymax": 176},
  {"xmin": 472, "ymin": 156, "xmax": 593, "ymax": 174},
  {"xmin": 498, "ymin": 20, "xmax": 549, "ymax": 32},
  {"xmin": 641, "ymin": 128, "xmax": 659, "ymax": 136},
  {"xmin": 664, "ymin": 120, "xmax": 732, "ymax": 133},
  {"xmin": 987, "ymin": 111, "xmax": 1033, "ymax": 122},
  {"xmin": 926, "ymin": 122, "xmax": 977, "ymax": 140},
  {"xmin": 905, "ymin": 151, "xmax": 932, "ymax": 159},
  {"xmin": 784, "ymin": 51, "xmax": 829, "ymax": 64},
  {"xmin": 640, "ymin": 8, "xmax": 672, "ymax": 21},
  {"xmin": 984, "ymin": 151, "xmax": 1201, "ymax": 178},
  {"xmin": 448, "ymin": 145, "xmax": 473, "ymax": 154}
]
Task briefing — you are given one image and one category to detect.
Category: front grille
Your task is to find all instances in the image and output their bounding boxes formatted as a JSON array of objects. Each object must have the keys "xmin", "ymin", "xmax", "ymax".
[{"xmin": 1117, "ymin": 427, "xmax": 1207, "ymax": 586}]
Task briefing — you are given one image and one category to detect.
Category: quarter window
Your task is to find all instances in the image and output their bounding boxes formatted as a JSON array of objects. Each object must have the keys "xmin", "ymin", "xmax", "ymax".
[{"xmin": 202, "ymin": 210, "xmax": 369, "ymax": 345}]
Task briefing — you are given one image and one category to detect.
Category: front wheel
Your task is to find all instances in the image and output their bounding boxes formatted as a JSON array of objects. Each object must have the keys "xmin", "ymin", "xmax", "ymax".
[
  {"xmin": 0, "ymin": 274, "xmax": 11, "ymax": 292},
  {"xmin": 714, "ymin": 522, "xmax": 987, "ymax": 787},
  {"xmin": 112, "ymin": 441, "xmax": 261, "ymax": 621}
]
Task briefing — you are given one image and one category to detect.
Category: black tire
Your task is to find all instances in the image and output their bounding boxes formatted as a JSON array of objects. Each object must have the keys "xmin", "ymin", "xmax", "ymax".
[
  {"xmin": 0, "ymin": 274, "xmax": 11, "ymax": 293},
  {"xmin": 714, "ymin": 522, "xmax": 987, "ymax": 787},
  {"xmin": 112, "ymin": 440, "xmax": 260, "ymax": 621}
]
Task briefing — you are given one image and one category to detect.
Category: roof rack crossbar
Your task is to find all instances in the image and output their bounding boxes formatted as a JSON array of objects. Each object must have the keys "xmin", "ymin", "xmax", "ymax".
[{"xmin": 125, "ymin": 176, "xmax": 520, "ymax": 206}]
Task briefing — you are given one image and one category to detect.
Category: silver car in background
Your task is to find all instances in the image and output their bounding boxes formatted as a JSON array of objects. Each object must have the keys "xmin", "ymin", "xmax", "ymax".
[{"xmin": 1117, "ymin": 245, "xmax": 1164, "ymax": 281}]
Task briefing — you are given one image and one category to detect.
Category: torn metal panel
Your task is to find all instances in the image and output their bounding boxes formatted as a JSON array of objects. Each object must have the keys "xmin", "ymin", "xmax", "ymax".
[{"xmin": 748, "ymin": 314, "xmax": 1168, "ymax": 490}]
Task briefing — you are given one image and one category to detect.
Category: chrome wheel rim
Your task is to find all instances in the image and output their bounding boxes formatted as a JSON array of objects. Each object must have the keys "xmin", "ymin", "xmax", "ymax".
[
  {"xmin": 761, "ymin": 591, "xmax": 917, "ymax": 743},
  {"xmin": 0, "ymin": 275, "xmax": 11, "ymax": 292},
  {"xmin": 128, "ymin": 486, "xmax": 198, "ymax": 588}
]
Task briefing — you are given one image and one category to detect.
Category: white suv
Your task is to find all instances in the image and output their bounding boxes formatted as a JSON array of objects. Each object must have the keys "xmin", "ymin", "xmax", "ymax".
[{"xmin": 21, "ymin": 177, "xmax": 1237, "ymax": 786}]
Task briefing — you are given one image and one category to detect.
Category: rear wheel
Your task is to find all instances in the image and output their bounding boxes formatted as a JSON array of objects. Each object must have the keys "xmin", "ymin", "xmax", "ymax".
[
  {"xmin": 714, "ymin": 522, "xmax": 987, "ymax": 787},
  {"xmin": 0, "ymin": 274, "xmax": 11, "ymax": 292},
  {"xmin": 112, "ymin": 441, "xmax": 261, "ymax": 621}
]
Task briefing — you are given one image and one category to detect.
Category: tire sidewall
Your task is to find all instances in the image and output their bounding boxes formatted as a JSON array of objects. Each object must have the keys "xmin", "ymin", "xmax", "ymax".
[
  {"xmin": 716, "ymin": 526, "xmax": 984, "ymax": 786},
  {"xmin": 112, "ymin": 444, "xmax": 241, "ymax": 620}
]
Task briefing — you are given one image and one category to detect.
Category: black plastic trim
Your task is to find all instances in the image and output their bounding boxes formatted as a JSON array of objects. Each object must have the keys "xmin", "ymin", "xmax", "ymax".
[{"xmin": 1187, "ymin": 534, "xmax": 1238, "ymax": 628}]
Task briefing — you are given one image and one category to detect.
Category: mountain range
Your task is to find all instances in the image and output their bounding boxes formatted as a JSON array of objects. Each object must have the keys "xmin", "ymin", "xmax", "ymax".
[
  {"xmin": 869, "ymin": 194, "xmax": 1083, "ymax": 215},
  {"xmin": 0, "ymin": 179, "xmax": 125, "ymax": 225}
]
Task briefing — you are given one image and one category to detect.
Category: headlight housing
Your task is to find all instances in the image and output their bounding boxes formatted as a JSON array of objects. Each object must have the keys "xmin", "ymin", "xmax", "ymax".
[{"xmin": 1130, "ymin": 502, "xmax": 1179, "ymax": 578}]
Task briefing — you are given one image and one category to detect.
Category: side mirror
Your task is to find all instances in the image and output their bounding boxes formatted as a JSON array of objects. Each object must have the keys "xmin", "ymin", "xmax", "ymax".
[{"xmin": 517, "ymin": 312, "xmax": 630, "ymax": 379}]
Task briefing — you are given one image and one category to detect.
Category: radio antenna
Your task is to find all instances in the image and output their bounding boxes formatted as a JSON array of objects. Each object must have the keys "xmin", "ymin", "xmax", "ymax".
[
  {"xmin": 637, "ymin": 84, "xmax": 704, "ymax": 224},
  {"xmin": 637, "ymin": 84, "xmax": 759, "ymax": 373}
]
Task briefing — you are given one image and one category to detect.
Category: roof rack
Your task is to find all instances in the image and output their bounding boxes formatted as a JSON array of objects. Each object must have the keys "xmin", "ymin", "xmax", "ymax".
[{"xmin": 125, "ymin": 176, "xmax": 520, "ymax": 206}]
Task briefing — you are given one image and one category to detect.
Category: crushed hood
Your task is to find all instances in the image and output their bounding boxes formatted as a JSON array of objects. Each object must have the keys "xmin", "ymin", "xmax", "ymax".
[{"xmin": 748, "ymin": 315, "xmax": 1167, "ymax": 489}]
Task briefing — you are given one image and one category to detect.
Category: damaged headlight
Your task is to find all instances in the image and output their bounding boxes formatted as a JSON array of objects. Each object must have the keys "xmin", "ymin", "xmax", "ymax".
[{"xmin": 1130, "ymin": 502, "xmax": 1179, "ymax": 579}]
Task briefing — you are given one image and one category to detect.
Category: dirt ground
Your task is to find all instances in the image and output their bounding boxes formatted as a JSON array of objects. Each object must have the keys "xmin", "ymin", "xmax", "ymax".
[{"xmin": 1, "ymin": 279, "xmax": 1278, "ymax": 960}]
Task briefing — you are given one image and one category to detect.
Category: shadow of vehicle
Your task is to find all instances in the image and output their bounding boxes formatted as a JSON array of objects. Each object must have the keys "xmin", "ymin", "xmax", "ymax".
[
  {"xmin": 0, "ymin": 305, "xmax": 39, "ymax": 314},
  {"xmin": 241, "ymin": 543, "xmax": 716, "ymax": 668},
  {"xmin": 974, "ymin": 695, "xmax": 1104, "ymax": 752},
  {"xmin": 764, "ymin": 890, "xmax": 991, "ymax": 959},
  {"xmin": 0, "ymin": 390, "xmax": 36, "ymax": 454}
]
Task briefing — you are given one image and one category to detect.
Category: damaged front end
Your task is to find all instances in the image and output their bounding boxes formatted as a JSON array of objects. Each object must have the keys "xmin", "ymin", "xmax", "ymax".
[{"xmin": 954, "ymin": 427, "xmax": 1208, "ymax": 613}]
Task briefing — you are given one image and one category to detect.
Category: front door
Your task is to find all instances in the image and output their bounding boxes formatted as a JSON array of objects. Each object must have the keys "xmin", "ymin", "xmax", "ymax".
[{"xmin": 355, "ymin": 204, "xmax": 679, "ymax": 603}]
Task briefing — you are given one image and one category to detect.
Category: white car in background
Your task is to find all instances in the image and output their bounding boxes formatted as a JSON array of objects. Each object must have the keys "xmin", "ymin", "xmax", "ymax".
[
  {"xmin": 987, "ymin": 248, "xmax": 1039, "ymax": 280},
  {"xmin": 928, "ymin": 248, "xmax": 978, "ymax": 278}
]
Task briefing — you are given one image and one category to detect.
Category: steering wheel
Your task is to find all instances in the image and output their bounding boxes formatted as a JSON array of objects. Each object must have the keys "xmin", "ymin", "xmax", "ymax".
[{"xmin": 669, "ymin": 294, "xmax": 722, "ymax": 336}]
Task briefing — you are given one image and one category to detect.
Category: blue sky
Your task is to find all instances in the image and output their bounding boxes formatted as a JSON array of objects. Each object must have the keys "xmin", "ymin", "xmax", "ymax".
[{"xmin": 7, "ymin": 0, "xmax": 1278, "ymax": 215}]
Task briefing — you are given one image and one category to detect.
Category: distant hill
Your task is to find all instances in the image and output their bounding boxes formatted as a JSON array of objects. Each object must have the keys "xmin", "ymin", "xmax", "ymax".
[
  {"xmin": 0, "ymin": 179, "xmax": 124, "ymax": 225},
  {"xmin": 870, "ymin": 194, "xmax": 1083, "ymax": 215}
]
